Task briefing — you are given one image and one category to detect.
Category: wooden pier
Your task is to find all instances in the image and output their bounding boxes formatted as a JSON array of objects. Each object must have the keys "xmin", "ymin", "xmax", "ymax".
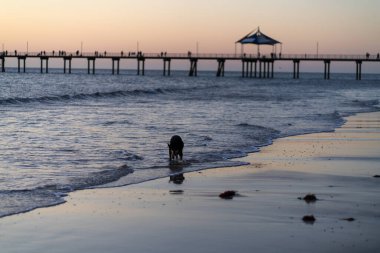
[{"xmin": 0, "ymin": 51, "xmax": 379, "ymax": 80}]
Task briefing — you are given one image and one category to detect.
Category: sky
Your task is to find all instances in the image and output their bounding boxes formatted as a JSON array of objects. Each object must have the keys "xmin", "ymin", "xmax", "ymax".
[{"xmin": 1, "ymin": 0, "xmax": 379, "ymax": 72}]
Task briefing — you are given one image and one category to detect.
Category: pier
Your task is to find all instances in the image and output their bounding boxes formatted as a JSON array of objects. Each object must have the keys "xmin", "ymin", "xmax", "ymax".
[{"xmin": 0, "ymin": 51, "xmax": 379, "ymax": 80}]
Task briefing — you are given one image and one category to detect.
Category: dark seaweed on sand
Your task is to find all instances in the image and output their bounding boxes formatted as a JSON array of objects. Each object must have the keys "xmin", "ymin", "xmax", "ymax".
[
  {"xmin": 298, "ymin": 194, "xmax": 318, "ymax": 203},
  {"xmin": 302, "ymin": 215, "xmax": 316, "ymax": 224},
  {"xmin": 219, "ymin": 190, "xmax": 237, "ymax": 199}
]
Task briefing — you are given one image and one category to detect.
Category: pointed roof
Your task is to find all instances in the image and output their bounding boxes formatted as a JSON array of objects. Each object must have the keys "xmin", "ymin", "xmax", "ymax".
[{"xmin": 237, "ymin": 27, "xmax": 281, "ymax": 45}]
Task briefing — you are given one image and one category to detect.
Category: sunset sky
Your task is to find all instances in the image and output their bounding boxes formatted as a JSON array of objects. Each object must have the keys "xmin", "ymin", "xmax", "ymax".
[{"xmin": 1, "ymin": 0, "xmax": 379, "ymax": 72}]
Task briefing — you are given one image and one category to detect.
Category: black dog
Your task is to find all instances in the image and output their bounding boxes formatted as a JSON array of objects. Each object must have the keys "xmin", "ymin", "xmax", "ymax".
[{"xmin": 168, "ymin": 135, "xmax": 184, "ymax": 160}]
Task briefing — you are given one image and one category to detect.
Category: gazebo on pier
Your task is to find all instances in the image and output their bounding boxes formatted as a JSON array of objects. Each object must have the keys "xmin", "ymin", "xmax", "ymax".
[
  {"xmin": 236, "ymin": 27, "xmax": 281, "ymax": 78},
  {"xmin": 236, "ymin": 27, "xmax": 281, "ymax": 56}
]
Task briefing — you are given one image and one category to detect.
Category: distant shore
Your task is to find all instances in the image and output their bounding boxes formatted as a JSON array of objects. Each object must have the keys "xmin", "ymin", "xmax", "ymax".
[{"xmin": 0, "ymin": 111, "xmax": 379, "ymax": 253}]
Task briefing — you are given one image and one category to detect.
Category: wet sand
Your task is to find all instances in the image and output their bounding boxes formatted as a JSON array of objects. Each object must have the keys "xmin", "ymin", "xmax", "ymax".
[{"xmin": 0, "ymin": 112, "xmax": 379, "ymax": 253}]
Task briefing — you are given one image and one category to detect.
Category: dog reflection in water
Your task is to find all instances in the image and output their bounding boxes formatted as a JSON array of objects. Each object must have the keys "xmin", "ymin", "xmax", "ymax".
[{"xmin": 169, "ymin": 173, "xmax": 185, "ymax": 184}]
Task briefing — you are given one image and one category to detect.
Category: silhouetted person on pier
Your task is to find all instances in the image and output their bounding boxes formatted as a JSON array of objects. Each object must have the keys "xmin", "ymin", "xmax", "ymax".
[
  {"xmin": 14, "ymin": 50, "xmax": 17, "ymax": 56},
  {"xmin": 366, "ymin": 52, "xmax": 370, "ymax": 59},
  {"xmin": 377, "ymin": 53, "xmax": 379, "ymax": 59}
]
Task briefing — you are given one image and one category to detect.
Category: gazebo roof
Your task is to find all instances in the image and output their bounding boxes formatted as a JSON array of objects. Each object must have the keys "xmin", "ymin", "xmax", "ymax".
[{"xmin": 237, "ymin": 27, "xmax": 281, "ymax": 45}]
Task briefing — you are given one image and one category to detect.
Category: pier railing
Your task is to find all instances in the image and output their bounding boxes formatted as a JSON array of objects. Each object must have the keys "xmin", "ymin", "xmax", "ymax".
[{"xmin": 1, "ymin": 51, "xmax": 379, "ymax": 61}]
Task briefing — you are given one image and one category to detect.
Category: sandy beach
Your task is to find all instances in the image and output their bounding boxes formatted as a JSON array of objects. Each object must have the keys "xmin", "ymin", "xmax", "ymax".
[{"xmin": 0, "ymin": 111, "xmax": 379, "ymax": 253}]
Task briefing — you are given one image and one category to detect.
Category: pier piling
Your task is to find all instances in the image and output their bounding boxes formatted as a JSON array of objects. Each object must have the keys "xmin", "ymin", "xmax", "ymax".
[
  {"xmin": 259, "ymin": 61, "xmax": 262, "ymax": 78},
  {"xmin": 189, "ymin": 59, "xmax": 198, "ymax": 76},
  {"xmin": 293, "ymin": 60, "xmax": 300, "ymax": 79},
  {"xmin": 87, "ymin": 57, "xmax": 96, "ymax": 74},
  {"xmin": 216, "ymin": 59, "xmax": 225, "ymax": 77},
  {"xmin": 324, "ymin": 60, "xmax": 331, "ymax": 80},
  {"xmin": 356, "ymin": 60, "xmax": 362, "ymax": 80},
  {"xmin": 242, "ymin": 59, "xmax": 257, "ymax": 78},
  {"xmin": 40, "ymin": 57, "xmax": 49, "ymax": 74},
  {"xmin": 112, "ymin": 58, "xmax": 120, "ymax": 75},
  {"xmin": 271, "ymin": 61, "xmax": 274, "ymax": 78},
  {"xmin": 63, "ymin": 57, "xmax": 72, "ymax": 74},
  {"xmin": 263, "ymin": 61, "xmax": 267, "ymax": 78},
  {"xmin": 137, "ymin": 58, "xmax": 145, "ymax": 76},
  {"xmin": 17, "ymin": 57, "xmax": 26, "ymax": 73},
  {"xmin": 245, "ymin": 60, "xmax": 249, "ymax": 77},
  {"xmin": 0, "ymin": 57, "xmax": 4, "ymax": 72},
  {"xmin": 249, "ymin": 60, "xmax": 253, "ymax": 78},
  {"xmin": 266, "ymin": 60, "xmax": 274, "ymax": 78},
  {"xmin": 163, "ymin": 58, "xmax": 171, "ymax": 76},
  {"xmin": 241, "ymin": 60, "xmax": 245, "ymax": 77}
]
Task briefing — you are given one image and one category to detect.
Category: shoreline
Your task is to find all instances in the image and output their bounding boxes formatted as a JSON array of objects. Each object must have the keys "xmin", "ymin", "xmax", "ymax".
[{"xmin": 0, "ymin": 111, "xmax": 379, "ymax": 253}]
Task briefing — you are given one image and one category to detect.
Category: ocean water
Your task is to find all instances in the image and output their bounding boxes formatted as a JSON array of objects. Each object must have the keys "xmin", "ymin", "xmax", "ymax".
[{"xmin": 0, "ymin": 69, "xmax": 379, "ymax": 217}]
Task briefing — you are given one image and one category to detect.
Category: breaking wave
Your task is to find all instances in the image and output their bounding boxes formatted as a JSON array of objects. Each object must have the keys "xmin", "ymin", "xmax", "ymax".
[
  {"xmin": 0, "ymin": 89, "xmax": 165, "ymax": 105},
  {"xmin": 0, "ymin": 164, "xmax": 133, "ymax": 218}
]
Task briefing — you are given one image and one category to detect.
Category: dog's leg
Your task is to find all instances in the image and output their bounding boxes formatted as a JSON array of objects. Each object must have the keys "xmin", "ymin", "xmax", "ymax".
[{"xmin": 168, "ymin": 144, "xmax": 172, "ymax": 160}]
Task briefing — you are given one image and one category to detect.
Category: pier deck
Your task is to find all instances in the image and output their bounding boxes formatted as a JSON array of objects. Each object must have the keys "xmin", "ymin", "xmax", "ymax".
[{"xmin": 1, "ymin": 52, "xmax": 379, "ymax": 80}]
